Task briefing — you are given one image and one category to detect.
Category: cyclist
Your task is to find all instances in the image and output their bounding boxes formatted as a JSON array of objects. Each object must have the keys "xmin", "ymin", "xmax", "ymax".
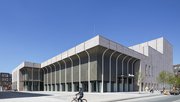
[{"xmin": 76, "ymin": 87, "xmax": 84, "ymax": 102}]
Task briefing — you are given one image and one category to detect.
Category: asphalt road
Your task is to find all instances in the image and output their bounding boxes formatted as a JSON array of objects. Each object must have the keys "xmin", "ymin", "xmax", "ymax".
[{"xmin": 122, "ymin": 95, "xmax": 180, "ymax": 102}]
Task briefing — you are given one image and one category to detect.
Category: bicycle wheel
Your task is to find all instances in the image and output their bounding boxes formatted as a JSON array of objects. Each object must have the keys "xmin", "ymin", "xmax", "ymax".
[
  {"xmin": 82, "ymin": 99, "xmax": 87, "ymax": 102},
  {"xmin": 71, "ymin": 99, "xmax": 77, "ymax": 102}
]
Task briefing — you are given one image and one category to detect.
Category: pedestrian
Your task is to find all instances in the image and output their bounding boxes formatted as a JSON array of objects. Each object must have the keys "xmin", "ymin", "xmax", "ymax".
[
  {"xmin": 150, "ymin": 87, "xmax": 154, "ymax": 93},
  {"xmin": 145, "ymin": 86, "xmax": 149, "ymax": 92}
]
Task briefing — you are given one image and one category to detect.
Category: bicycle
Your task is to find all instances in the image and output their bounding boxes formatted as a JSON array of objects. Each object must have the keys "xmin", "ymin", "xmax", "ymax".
[{"xmin": 71, "ymin": 94, "xmax": 87, "ymax": 102}]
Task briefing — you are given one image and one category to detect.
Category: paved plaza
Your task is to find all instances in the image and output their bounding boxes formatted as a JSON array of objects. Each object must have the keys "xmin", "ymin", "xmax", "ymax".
[{"xmin": 0, "ymin": 91, "xmax": 167, "ymax": 102}]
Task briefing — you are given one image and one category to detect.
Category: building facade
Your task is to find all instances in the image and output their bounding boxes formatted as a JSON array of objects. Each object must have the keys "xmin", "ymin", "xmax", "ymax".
[
  {"xmin": 12, "ymin": 62, "xmax": 43, "ymax": 91},
  {"xmin": 12, "ymin": 35, "xmax": 173, "ymax": 92},
  {"xmin": 0, "ymin": 72, "xmax": 12, "ymax": 91}
]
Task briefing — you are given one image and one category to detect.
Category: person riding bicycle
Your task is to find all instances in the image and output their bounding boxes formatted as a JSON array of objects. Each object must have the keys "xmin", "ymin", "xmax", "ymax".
[{"xmin": 76, "ymin": 87, "xmax": 84, "ymax": 102}]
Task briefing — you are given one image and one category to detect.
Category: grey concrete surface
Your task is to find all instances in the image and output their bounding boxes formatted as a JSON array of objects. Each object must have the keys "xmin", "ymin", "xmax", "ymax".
[
  {"xmin": 122, "ymin": 95, "xmax": 180, "ymax": 102},
  {"xmin": 0, "ymin": 91, "xmax": 169, "ymax": 102}
]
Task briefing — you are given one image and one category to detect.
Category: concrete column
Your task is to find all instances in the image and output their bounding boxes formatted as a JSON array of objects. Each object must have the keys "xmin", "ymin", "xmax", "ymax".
[
  {"xmin": 127, "ymin": 58, "xmax": 133, "ymax": 92},
  {"xmin": 24, "ymin": 69, "xmax": 27, "ymax": 91},
  {"xmin": 139, "ymin": 61, "xmax": 143, "ymax": 93},
  {"xmin": 45, "ymin": 67, "xmax": 49, "ymax": 91},
  {"xmin": 132, "ymin": 59, "xmax": 137, "ymax": 91},
  {"xmin": 21, "ymin": 69, "xmax": 24, "ymax": 91},
  {"xmin": 96, "ymin": 81, "xmax": 98, "ymax": 92},
  {"xmin": 85, "ymin": 50, "xmax": 91, "ymax": 93},
  {"xmin": 69, "ymin": 57, "xmax": 74, "ymax": 92},
  {"xmin": 76, "ymin": 54, "xmax": 82, "ymax": 89},
  {"xmin": 38, "ymin": 68, "xmax": 40, "ymax": 91},
  {"xmin": 57, "ymin": 62, "xmax": 62, "ymax": 91},
  {"xmin": 121, "ymin": 56, "xmax": 128, "ymax": 92},
  {"xmin": 42, "ymin": 68, "xmax": 45, "ymax": 91},
  {"xmin": 53, "ymin": 64, "xmax": 57, "ymax": 91},
  {"xmin": 62, "ymin": 60, "xmax": 67, "ymax": 91},
  {"xmin": 48, "ymin": 66, "xmax": 53, "ymax": 91},
  {"xmin": 31, "ymin": 67, "xmax": 33, "ymax": 91},
  {"xmin": 115, "ymin": 54, "xmax": 122, "ymax": 92},
  {"xmin": 101, "ymin": 49, "xmax": 109, "ymax": 93},
  {"xmin": 108, "ymin": 51, "xmax": 116, "ymax": 92}
]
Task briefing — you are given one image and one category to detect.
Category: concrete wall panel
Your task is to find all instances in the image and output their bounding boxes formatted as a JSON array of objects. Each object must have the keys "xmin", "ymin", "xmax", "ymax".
[
  {"xmin": 116, "ymin": 44, "xmax": 124, "ymax": 53},
  {"xmin": 157, "ymin": 38, "xmax": 163, "ymax": 54},
  {"xmin": 52, "ymin": 57, "xmax": 56, "ymax": 64},
  {"xmin": 99, "ymin": 36, "xmax": 110, "ymax": 48},
  {"xmin": 66, "ymin": 68, "xmax": 71, "ymax": 83},
  {"xmin": 109, "ymin": 41, "xmax": 117, "ymax": 51},
  {"xmin": 52, "ymin": 70, "xmax": 55, "ymax": 84},
  {"xmin": 90, "ymin": 60, "xmax": 97, "ymax": 80},
  {"xmin": 61, "ymin": 69, "xmax": 65, "ymax": 83},
  {"xmin": 148, "ymin": 39, "xmax": 157, "ymax": 51},
  {"xmin": 76, "ymin": 43, "xmax": 85, "ymax": 54},
  {"xmin": 56, "ymin": 54, "xmax": 62, "ymax": 62},
  {"xmin": 48, "ymin": 59, "xmax": 52, "ymax": 65},
  {"xmin": 68, "ymin": 48, "xmax": 76, "ymax": 57},
  {"xmin": 85, "ymin": 36, "xmax": 99, "ymax": 50},
  {"xmin": 62, "ymin": 52, "xmax": 68, "ymax": 60}
]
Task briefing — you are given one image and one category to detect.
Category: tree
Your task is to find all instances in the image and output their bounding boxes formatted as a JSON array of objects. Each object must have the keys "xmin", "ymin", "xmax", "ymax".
[
  {"xmin": 135, "ymin": 71, "xmax": 144, "ymax": 93},
  {"xmin": 157, "ymin": 71, "xmax": 180, "ymax": 90},
  {"xmin": 166, "ymin": 72, "xmax": 175, "ymax": 86},
  {"xmin": 156, "ymin": 71, "xmax": 168, "ymax": 88}
]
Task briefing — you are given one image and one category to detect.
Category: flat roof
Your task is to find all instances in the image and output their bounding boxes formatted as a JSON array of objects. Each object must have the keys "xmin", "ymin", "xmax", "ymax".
[{"xmin": 41, "ymin": 35, "xmax": 146, "ymax": 67}]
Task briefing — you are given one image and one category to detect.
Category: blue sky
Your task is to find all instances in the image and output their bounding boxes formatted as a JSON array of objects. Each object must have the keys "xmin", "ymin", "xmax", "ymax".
[{"xmin": 0, "ymin": 0, "xmax": 180, "ymax": 73}]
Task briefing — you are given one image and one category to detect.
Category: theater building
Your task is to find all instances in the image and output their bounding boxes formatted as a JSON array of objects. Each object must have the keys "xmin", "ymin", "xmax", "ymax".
[{"xmin": 12, "ymin": 35, "xmax": 173, "ymax": 92}]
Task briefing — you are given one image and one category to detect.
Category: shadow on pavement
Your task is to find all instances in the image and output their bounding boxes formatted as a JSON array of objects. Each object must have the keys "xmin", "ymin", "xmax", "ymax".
[{"xmin": 0, "ymin": 92, "xmax": 51, "ymax": 99}]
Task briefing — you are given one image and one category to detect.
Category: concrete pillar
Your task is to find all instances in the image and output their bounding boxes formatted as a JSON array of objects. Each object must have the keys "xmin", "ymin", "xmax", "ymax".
[
  {"xmin": 96, "ymin": 81, "xmax": 98, "ymax": 92},
  {"xmin": 76, "ymin": 54, "xmax": 82, "ymax": 89},
  {"xmin": 38, "ymin": 69, "xmax": 40, "ymax": 91},
  {"xmin": 42, "ymin": 68, "xmax": 45, "ymax": 91},
  {"xmin": 115, "ymin": 54, "xmax": 122, "ymax": 92},
  {"xmin": 121, "ymin": 56, "xmax": 128, "ymax": 92},
  {"xmin": 48, "ymin": 66, "xmax": 53, "ymax": 91},
  {"xmin": 101, "ymin": 49, "xmax": 109, "ymax": 93},
  {"xmin": 127, "ymin": 58, "xmax": 133, "ymax": 92},
  {"xmin": 62, "ymin": 60, "xmax": 67, "ymax": 92},
  {"xmin": 131, "ymin": 59, "xmax": 137, "ymax": 91},
  {"xmin": 108, "ymin": 51, "xmax": 116, "ymax": 92},
  {"xmin": 85, "ymin": 50, "xmax": 91, "ymax": 93},
  {"xmin": 69, "ymin": 57, "xmax": 74, "ymax": 92},
  {"xmin": 52, "ymin": 64, "xmax": 57, "ymax": 91},
  {"xmin": 45, "ymin": 67, "xmax": 49, "ymax": 91},
  {"xmin": 57, "ymin": 62, "xmax": 61, "ymax": 91},
  {"xmin": 31, "ymin": 67, "xmax": 33, "ymax": 91}
]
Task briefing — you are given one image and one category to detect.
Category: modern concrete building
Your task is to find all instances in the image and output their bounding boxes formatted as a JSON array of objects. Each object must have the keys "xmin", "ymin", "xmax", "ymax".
[
  {"xmin": 12, "ymin": 62, "xmax": 43, "ymax": 91},
  {"xmin": 0, "ymin": 72, "xmax": 12, "ymax": 91},
  {"xmin": 12, "ymin": 35, "xmax": 173, "ymax": 92}
]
